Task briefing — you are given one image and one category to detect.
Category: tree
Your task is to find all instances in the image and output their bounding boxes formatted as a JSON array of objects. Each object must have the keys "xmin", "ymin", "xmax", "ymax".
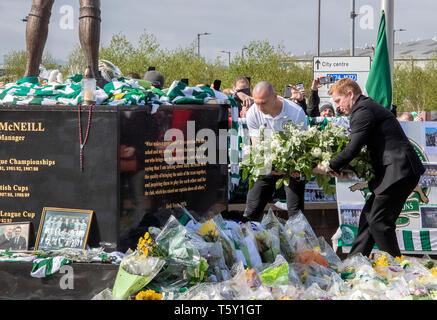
[{"xmin": 2, "ymin": 50, "xmax": 61, "ymax": 81}]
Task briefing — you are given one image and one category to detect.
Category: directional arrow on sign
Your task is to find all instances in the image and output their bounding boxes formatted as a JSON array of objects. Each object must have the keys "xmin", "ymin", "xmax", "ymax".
[{"xmin": 315, "ymin": 59, "xmax": 321, "ymax": 70}]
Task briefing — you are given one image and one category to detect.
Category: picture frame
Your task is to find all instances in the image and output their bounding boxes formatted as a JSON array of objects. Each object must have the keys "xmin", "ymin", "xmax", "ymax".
[
  {"xmin": 420, "ymin": 206, "xmax": 437, "ymax": 229},
  {"xmin": 35, "ymin": 207, "xmax": 93, "ymax": 251},
  {"xmin": 0, "ymin": 222, "xmax": 31, "ymax": 252}
]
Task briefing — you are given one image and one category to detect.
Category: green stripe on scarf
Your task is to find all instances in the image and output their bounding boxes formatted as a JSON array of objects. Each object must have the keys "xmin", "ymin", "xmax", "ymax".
[
  {"xmin": 420, "ymin": 230, "xmax": 431, "ymax": 251},
  {"xmin": 403, "ymin": 230, "xmax": 414, "ymax": 251}
]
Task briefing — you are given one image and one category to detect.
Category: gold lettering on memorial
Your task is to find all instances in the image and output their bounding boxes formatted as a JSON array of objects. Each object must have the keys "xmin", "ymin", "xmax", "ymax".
[
  {"xmin": 0, "ymin": 121, "xmax": 45, "ymax": 132},
  {"xmin": 0, "ymin": 158, "xmax": 55, "ymax": 172},
  {"xmin": 0, "ymin": 209, "xmax": 36, "ymax": 222},
  {"xmin": 0, "ymin": 184, "xmax": 31, "ymax": 198},
  {"xmin": 144, "ymin": 140, "xmax": 209, "ymax": 197},
  {"xmin": 0, "ymin": 134, "xmax": 26, "ymax": 142}
]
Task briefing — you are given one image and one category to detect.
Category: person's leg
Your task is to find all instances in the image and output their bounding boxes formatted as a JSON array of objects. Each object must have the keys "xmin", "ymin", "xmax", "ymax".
[
  {"xmin": 348, "ymin": 194, "xmax": 376, "ymax": 257},
  {"xmin": 367, "ymin": 175, "xmax": 420, "ymax": 257},
  {"xmin": 244, "ymin": 175, "xmax": 278, "ymax": 221},
  {"xmin": 79, "ymin": 0, "xmax": 102, "ymax": 83},
  {"xmin": 284, "ymin": 178, "xmax": 306, "ymax": 217},
  {"xmin": 24, "ymin": 0, "xmax": 55, "ymax": 77}
]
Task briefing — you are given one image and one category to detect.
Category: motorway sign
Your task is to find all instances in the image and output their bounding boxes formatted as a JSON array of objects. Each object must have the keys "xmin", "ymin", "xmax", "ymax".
[{"xmin": 313, "ymin": 56, "xmax": 371, "ymax": 105}]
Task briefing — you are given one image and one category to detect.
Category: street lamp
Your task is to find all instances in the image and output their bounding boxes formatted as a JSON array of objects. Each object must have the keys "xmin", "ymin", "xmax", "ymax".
[
  {"xmin": 350, "ymin": 0, "xmax": 358, "ymax": 56},
  {"xmin": 197, "ymin": 32, "xmax": 211, "ymax": 56},
  {"xmin": 393, "ymin": 28, "xmax": 407, "ymax": 59},
  {"xmin": 242, "ymin": 46, "xmax": 248, "ymax": 59},
  {"xmin": 317, "ymin": 0, "xmax": 321, "ymax": 56},
  {"xmin": 220, "ymin": 50, "xmax": 231, "ymax": 66}
]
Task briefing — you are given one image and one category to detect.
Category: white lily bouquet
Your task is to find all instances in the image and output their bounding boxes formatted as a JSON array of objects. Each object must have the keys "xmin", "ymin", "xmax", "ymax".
[{"xmin": 240, "ymin": 121, "xmax": 374, "ymax": 195}]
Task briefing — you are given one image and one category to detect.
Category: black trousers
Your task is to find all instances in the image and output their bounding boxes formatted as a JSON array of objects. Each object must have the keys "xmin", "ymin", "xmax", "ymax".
[
  {"xmin": 244, "ymin": 174, "xmax": 305, "ymax": 221},
  {"xmin": 348, "ymin": 174, "xmax": 421, "ymax": 258}
]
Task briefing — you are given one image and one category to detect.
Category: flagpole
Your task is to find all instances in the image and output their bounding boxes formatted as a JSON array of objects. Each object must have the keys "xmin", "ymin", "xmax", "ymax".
[{"xmin": 381, "ymin": 0, "xmax": 394, "ymax": 92}]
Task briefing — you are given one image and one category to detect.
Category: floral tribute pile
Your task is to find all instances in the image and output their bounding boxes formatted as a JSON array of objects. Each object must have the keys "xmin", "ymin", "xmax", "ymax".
[{"xmin": 93, "ymin": 208, "xmax": 437, "ymax": 300}]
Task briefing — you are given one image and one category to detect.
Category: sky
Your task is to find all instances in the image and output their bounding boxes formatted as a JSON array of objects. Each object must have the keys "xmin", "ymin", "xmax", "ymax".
[{"xmin": 0, "ymin": 0, "xmax": 436, "ymax": 65}]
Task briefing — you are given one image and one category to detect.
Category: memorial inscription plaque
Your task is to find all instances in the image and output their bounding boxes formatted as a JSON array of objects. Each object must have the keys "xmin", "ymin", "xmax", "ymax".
[
  {"xmin": 0, "ymin": 104, "xmax": 228, "ymax": 251},
  {"xmin": 0, "ymin": 105, "xmax": 119, "ymax": 248}
]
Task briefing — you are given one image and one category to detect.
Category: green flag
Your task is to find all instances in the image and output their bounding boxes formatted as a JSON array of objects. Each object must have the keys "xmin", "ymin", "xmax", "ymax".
[{"xmin": 365, "ymin": 10, "xmax": 392, "ymax": 109}]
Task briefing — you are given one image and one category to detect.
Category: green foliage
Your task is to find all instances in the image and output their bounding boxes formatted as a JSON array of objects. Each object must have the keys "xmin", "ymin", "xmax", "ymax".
[
  {"xmin": 2, "ymin": 29, "xmax": 437, "ymax": 110},
  {"xmin": 393, "ymin": 57, "xmax": 437, "ymax": 112},
  {"xmin": 2, "ymin": 50, "xmax": 62, "ymax": 81}
]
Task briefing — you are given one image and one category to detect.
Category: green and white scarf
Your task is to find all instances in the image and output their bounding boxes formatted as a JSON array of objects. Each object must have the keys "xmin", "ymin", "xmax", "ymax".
[
  {"xmin": 30, "ymin": 256, "xmax": 72, "ymax": 278},
  {"xmin": 0, "ymin": 75, "xmax": 108, "ymax": 106}
]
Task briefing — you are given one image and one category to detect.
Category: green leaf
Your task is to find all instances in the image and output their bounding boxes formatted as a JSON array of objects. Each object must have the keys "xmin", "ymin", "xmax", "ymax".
[
  {"xmin": 275, "ymin": 178, "xmax": 284, "ymax": 189},
  {"xmin": 283, "ymin": 176, "xmax": 290, "ymax": 187},
  {"xmin": 242, "ymin": 169, "xmax": 248, "ymax": 181}
]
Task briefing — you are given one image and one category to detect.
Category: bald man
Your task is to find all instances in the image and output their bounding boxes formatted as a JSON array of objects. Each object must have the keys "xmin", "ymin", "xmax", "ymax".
[{"xmin": 244, "ymin": 81, "xmax": 308, "ymax": 221}]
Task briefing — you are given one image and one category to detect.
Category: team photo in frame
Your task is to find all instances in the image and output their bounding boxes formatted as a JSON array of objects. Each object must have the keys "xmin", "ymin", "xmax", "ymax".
[{"xmin": 35, "ymin": 207, "xmax": 93, "ymax": 251}]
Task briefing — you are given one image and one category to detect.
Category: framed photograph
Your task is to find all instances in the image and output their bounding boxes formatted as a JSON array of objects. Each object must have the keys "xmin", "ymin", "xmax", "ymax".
[
  {"xmin": 338, "ymin": 203, "xmax": 364, "ymax": 227},
  {"xmin": 0, "ymin": 222, "xmax": 31, "ymax": 251},
  {"xmin": 421, "ymin": 206, "xmax": 437, "ymax": 229},
  {"xmin": 35, "ymin": 207, "xmax": 93, "ymax": 251}
]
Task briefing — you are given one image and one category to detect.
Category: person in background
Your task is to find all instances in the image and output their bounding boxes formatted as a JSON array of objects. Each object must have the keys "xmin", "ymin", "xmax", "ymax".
[
  {"xmin": 319, "ymin": 103, "xmax": 336, "ymax": 118},
  {"xmin": 397, "ymin": 112, "xmax": 414, "ymax": 122},
  {"xmin": 232, "ymin": 76, "xmax": 253, "ymax": 118},
  {"xmin": 144, "ymin": 67, "xmax": 165, "ymax": 90},
  {"xmin": 125, "ymin": 72, "xmax": 141, "ymax": 79},
  {"xmin": 244, "ymin": 81, "xmax": 308, "ymax": 221},
  {"xmin": 288, "ymin": 76, "xmax": 331, "ymax": 117}
]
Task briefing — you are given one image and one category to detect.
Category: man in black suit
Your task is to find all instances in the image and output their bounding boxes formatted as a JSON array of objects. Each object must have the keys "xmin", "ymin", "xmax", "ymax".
[
  {"xmin": 11, "ymin": 226, "xmax": 27, "ymax": 251},
  {"xmin": 313, "ymin": 78, "xmax": 425, "ymax": 258}
]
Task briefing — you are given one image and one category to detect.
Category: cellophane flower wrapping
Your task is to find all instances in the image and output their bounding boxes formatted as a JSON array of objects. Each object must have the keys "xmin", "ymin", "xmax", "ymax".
[
  {"xmin": 186, "ymin": 227, "xmax": 231, "ymax": 282},
  {"xmin": 152, "ymin": 215, "xmax": 209, "ymax": 287},
  {"xmin": 111, "ymin": 251, "xmax": 166, "ymax": 300},
  {"xmin": 213, "ymin": 214, "xmax": 249, "ymax": 267},
  {"xmin": 257, "ymin": 254, "xmax": 289, "ymax": 286}
]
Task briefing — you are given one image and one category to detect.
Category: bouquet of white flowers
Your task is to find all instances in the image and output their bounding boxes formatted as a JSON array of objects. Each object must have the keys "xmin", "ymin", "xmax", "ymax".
[{"xmin": 241, "ymin": 121, "xmax": 374, "ymax": 195}]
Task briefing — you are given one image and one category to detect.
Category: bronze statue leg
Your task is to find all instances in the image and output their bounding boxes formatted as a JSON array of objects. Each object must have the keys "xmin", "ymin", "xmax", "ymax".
[
  {"xmin": 79, "ymin": 0, "xmax": 102, "ymax": 83},
  {"xmin": 24, "ymin": 0, "xmax": 55, "ymax": 77}
]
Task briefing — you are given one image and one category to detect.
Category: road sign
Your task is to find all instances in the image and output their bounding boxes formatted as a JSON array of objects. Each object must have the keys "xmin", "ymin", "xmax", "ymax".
[{"xmin": 313, "ymin": 56, "xmax": 371, "ymax": 105}]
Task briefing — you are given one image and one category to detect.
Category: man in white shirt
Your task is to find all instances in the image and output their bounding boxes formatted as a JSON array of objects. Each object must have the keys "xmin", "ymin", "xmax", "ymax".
[{"xmin": 244, "ymin": 81, "xmax": 308, "ymax": 221}]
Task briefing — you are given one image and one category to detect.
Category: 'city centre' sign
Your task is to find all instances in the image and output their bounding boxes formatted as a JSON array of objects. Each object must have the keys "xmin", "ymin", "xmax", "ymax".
[{"xmin": 313, "ymin": 56, "xmax": 371, "ymax": 105}]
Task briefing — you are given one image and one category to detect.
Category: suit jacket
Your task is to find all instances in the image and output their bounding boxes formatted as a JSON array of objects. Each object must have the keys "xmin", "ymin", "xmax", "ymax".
[
  {"xmin": 329, "ymin": 95, "xmax": 425, "ymax": 194},
  {"xmin": 11, "ymin": 236, "xmax": 27, "ymax": 250}
]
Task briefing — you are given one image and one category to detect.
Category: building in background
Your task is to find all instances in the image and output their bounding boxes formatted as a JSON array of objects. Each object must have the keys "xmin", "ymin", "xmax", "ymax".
[{"xmin": 285, "ymin": 38, "xmax": 437, "ymax": 69}]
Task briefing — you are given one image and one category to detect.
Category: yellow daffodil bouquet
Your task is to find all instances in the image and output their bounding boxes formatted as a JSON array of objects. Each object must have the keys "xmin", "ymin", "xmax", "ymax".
[{"xmin": 112, "ymin": 232, "xmax": 166, "ymax": 300}]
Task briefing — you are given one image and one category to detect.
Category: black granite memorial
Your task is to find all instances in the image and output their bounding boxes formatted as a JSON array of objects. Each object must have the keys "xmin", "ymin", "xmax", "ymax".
[{"xmin": 0, "ymin": 104, "xmax": 228, "ymax": 251}]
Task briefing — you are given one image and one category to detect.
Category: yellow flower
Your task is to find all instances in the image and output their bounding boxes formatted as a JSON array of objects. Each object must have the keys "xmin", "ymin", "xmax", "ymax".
[
  {"xmin": 280, "ymin": 296, "xmax": 293, "ymax": 300},
  {"xmin": 395, "ymin": 255, "xmax": 405, "ymax": 262},
  {"xmin": 373, "ymin": 252, "xmax": 390, "ymax": 267},
  {"xmin": 144, "ymin": 232, "xmax": 150, "ymax": 240},
  {"xmin": 147, "ymin": 238, "xmax": 152, "ymax": 244},
  {"xmin": 198, "ymin": 221, "xmax": 217, "ymax": 236},
  {"xmin": 430, "ymin": 267, "xmax": 437, "ymax": 278},
  {"xmin": 142, "ymin": 247, "xmax": 149, "ymax": 256},
  {"xmin": 136, "ymin": 290, "xmax": 162, "ymax": 300}
]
